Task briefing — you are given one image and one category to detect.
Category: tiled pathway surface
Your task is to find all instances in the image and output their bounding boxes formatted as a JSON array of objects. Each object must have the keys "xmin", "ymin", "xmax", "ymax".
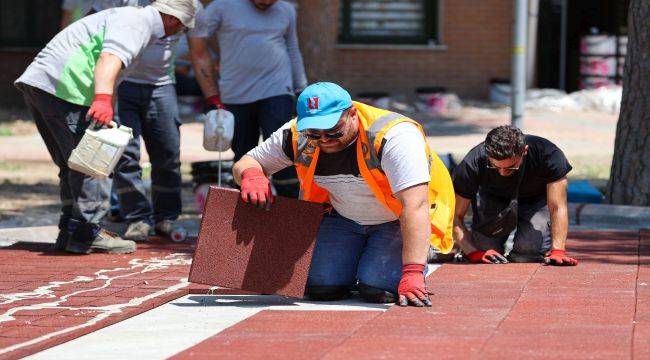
[
  {"xmin": 0, "ymin": 238, "xmax": 205, "ymax": 360},
  {"xmin": 173, "ymin": 230, "xmax": 648, "ymax": 360},
  {"xmin": 1, "ymin": 230, "xmax": 648, "ymax": 359}
]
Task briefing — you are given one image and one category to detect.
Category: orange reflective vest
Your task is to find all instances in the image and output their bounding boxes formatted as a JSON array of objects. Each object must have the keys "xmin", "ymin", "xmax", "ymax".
[{"xmin": 290, "ymin": 101, "xmax": 455, "ymax": 253}]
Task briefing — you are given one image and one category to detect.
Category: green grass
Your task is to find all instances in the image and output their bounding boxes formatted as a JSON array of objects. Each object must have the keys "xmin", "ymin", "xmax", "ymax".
[
  {"xmin": 0, "ymin": 160, "xmax": 23, "ymax": 171},
  {"xmin": 0, "ymin": 126, "xmax": 13, "ymax": 136}
]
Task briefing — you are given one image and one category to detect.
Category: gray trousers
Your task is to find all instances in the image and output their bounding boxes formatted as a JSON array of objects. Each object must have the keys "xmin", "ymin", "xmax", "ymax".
[
  {"xmin": 113, "ymin": 82, "xmax": 182, "ymax": 224},
  {"xmin": 16, "ymin": 83, "xmax": 110, "ymax": 239},
  {"xmin": 472, "ymin": 194, "xmax": 552, "ymax": 258}
]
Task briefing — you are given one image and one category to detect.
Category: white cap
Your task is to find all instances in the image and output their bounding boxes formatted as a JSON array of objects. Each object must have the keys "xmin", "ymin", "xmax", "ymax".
[{"xmin": 151, "ymin": 0, "xmax": 196, "ymax": 28}]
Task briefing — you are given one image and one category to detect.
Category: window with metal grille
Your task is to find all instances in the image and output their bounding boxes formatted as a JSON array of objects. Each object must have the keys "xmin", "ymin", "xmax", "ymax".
[
  {"xmin": 339, "ymin": 0, "xmax": 438, "ymax": 45},
  {"xmin": 0, "ymin": 0, "xmax": 61, "ymax": 47}
]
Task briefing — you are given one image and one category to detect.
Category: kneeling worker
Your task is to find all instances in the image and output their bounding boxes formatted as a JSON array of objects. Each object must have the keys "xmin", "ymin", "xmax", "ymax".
[
  {"xmin": 232, "ymin": 82, "xmax": 455, "ymax": 307},
  {"xmin": 452, "ymin": 125, "xmax": 578, "ymax": 265}
]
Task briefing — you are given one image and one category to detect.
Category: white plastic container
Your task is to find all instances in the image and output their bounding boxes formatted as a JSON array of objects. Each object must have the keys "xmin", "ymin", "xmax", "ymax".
[
  {"xmin": 203, "ymin": 109, "xmax": 234, "ymax": 152},
  {"xmin": 68, "ymin": 122, "xmax": 133, "ymax": 179},
  {"xmin": 580, "ymin": 35, "xmax": 616, "ymax": 55},
  {"xmin": 579, "ymin": 56, "xmax": 617, "ymax": 76}
]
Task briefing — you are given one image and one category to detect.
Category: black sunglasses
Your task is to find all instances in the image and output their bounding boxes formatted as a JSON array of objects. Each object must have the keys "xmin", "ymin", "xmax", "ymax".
[
  {"xmin": 302, "ymin": 112, "xmax": 348, "ymax": 140},
  {"xmin": 486, "ymin": 154, "xmax": 525, "ymax": 171}
]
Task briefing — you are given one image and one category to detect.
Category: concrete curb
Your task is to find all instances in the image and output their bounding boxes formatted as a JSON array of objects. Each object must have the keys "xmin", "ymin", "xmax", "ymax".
[{"xmin": 569, "ymin": 202, "xmax": 650, "ymax": 229}]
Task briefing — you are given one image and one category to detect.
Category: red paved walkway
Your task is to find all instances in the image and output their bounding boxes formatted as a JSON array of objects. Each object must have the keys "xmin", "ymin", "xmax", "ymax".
[
  {"xmin": 0, "ymin": 237, "xmax": 205, "ymax": 360},
  {"xmin": 173, "ymin": 230, "xmax": 648, "ymax": 360},
  {"xmin": 0, "ymin": 230, "xmax": 648, "ymax": 359}
]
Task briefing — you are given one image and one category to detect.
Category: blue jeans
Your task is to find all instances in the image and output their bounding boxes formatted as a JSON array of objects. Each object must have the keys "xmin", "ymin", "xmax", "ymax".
[
  {"xmin": 113, "ymin": 82, "xmax": 182, "ymax": 224},
  {"xmin": 225, "ymin": 94, "xmax": 298, "ymax": 198},
  {"xmin": 307, "ymin": 212, "xmax": 404, "ymax": 293}
]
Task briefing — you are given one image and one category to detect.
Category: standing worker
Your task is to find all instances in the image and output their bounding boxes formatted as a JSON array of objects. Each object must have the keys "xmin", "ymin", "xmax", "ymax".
[
  {"xmin": 93, "ymin": 0, "xmax": 208, "ymax": 242},
  {"xmin": 189, "ymin": 0, "xmax": 308, "ymax": 198},
  {"xmin": 232, "ymin": 82, "xmax": 456, "ymax": 307},
  {"xmin": 14, "ymin": 0, "xmax": 196, "ymax": 254}
]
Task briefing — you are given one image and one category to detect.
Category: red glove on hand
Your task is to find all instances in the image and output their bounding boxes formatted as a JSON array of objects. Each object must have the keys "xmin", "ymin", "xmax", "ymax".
[
  {"xmin": 467, "ymin": 249, "xmax": 508, "ymax": 264},
  {"xmin": 397, "ymin": 263, "xmax": 431, "ymax": 307},
  {"xmin": 544, "ymin": 249, "xmax": 578, "ymax": 266},
  {"xmin": 205, "ymin": 95, "xmax": 225, "ymax": 111},
  {"xmin": 240, "ymin": 167, "xmax": 273, "ymax": 209},
  {"xmin": 86, "ymin": 94, "xmax": 114, "ymax": 126}
]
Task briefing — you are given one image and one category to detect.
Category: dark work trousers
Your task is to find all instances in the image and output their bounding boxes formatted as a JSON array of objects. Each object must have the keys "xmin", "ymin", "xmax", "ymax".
[
  {"xmin": 16, "ymin": 83, "xmax": 110, "ymax": 240},
  {"xmin": 471, "ymin": 194, "xmax": 552, "ymax": 259},
  {"xmin": 113, "ymin": 81, "xmax": 182, "ymax": 224},
  {"xmin": 225, "ymin": 94, "xmax": 299, "ymax": 198}
]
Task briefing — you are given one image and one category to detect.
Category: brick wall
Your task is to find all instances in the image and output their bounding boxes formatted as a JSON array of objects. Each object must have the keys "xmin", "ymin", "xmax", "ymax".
[{"xmin": 296, "ymin": 0, "xmax": 513, "ymax": 100}]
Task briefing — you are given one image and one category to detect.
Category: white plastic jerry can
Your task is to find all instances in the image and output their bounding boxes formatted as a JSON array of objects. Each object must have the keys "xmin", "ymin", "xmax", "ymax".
[
  {"xmin": 203, "ymin": 108, "xmax": 235, "ymax": 152},
  {"xmin": 68, "ymin": 121, "xmax": 133, "ymax": 179}
]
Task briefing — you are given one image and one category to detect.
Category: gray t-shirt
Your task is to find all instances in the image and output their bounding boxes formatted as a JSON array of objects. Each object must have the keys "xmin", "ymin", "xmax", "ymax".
[
  {"xmin": 127, "ymin": 1, "xmax": 206, "ymax": 85},
  {"xmin": 198, "ymin": 0, "xmax": 308, "ymax": 104},
  {"xmin": 15, "ymin": 6, "xmax": 164, "ymax": 106},
  {"xmin": 247, "ymin": 121, "xmax": 431, "ymax": 225}
]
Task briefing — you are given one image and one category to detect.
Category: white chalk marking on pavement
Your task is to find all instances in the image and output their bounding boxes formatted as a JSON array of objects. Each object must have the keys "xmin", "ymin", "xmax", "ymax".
[
  {"xmin": 0, "ymin": 254, "xmax": 192, "ymax": 357},
  {"xmin": 26, "ymin": 264, "xmax": 442, "ymax": 360}
]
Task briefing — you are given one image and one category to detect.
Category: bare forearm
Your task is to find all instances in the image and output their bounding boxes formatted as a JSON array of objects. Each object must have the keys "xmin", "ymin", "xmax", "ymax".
[
  {"xmin": 189, "ymin": 38, "xmax": 219, "ymax": 98},
  {"xmin": 400, "ymin": 204, "xmax": 431, "ymax": 265},
  {"xmin": 453, "ymin": 219, "xmax": 477, "ymax": 254},
  {"xmin": 94, "ymin": 53, "xmax": 123, "ymax": 95},
  {"xmin": 192, "ymin": 57, "xmax": 219, "ymax": 98},
  {"xmin": 233, "ymin": 155, "xmax": 264, "ymax": 184},
  {"xmin": 453, "ymin": 195, "xmax": 477, "ymax": 253},
  {"xmin": 546, "ymin": 177, "xmax": 569, "ymax": 251},
  {"xmin": 549, "ymin": 204, "xmax": 568, "ymax": 250}
]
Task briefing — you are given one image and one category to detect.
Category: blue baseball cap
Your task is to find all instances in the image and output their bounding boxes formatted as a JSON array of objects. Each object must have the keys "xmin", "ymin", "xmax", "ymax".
[{"xmin": 296, "ymin": 82, "xmax": 352, "ymax": 132}]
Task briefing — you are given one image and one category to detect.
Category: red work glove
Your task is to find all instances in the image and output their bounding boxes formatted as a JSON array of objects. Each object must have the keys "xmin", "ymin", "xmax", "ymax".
[
  {"xmin": 467, "ymin": 249, "xmax": 508, "ymax": 264},
  {"xmin": 240, "ymin": 167, "xmax": 273, "ymax": 209},
  {"xmin": 544, "ymin": 249, "xmax": 578, "ymax": 266},
  {"xmin": 397, "ymin": 263, "xmax": 431, "ymax": 307},
  {"xmin": 86, "ymin": 94, "xmax": 114, "ymax": 126},
  {"xmin": 205, "ymin": 95, "xmax": 225, "ymax": 111}
]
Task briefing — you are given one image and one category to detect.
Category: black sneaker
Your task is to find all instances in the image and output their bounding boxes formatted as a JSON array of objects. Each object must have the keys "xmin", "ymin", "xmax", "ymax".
[
  {"xmin": 53, "ymin": 229, "xmax": 69, "ymax": 251},
  {"xmin": 66, "ymin": 229, "xmax": 136, "ymax": 254}
]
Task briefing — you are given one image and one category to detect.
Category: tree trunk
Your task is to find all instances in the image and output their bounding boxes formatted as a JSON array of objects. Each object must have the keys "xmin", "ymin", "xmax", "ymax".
[{"xmin": 606, "ymin": 0, "xmax": 650, "ymax": 205}]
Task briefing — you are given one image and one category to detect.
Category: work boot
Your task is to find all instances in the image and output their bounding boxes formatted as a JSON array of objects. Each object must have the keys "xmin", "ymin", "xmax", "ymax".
[
  {"xmin": 123, "ymin": 220, "xmax": 152, "ymax": 242},
  {"xmin": 357, "ymin": 283, "xmax": 396, "ymax": 304},
  {"xmin": 53, "ymin": 229, "xmax": 70, "ymax": 251},
  {"xmin": 66, "ymin": 229, "xmax": 136, "ymax": 254},
  {"xmin": 154, "ymin": 219, "xmax": 174, "ymax": 237}
]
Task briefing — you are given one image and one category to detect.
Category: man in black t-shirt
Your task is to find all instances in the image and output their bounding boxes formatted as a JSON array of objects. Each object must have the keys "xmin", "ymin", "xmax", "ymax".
[{"xmin": 452, "ymin": 125, "xmax": 578, "ymax": 265}]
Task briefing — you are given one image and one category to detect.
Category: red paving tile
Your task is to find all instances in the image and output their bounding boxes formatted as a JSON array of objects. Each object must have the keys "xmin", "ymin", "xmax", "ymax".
[
  {"xmin": 189, "ymin": 187, "xmax": 323, "ymax": 298},
  {"xmin": 170, "ymin": 311, "xmax": 381, "ymax": 359}
]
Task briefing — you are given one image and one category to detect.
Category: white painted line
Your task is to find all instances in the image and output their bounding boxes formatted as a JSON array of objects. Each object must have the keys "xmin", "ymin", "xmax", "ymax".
[{"xmin": 27, "ymin": 265, "xmax": 442, "ymax": 360}]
